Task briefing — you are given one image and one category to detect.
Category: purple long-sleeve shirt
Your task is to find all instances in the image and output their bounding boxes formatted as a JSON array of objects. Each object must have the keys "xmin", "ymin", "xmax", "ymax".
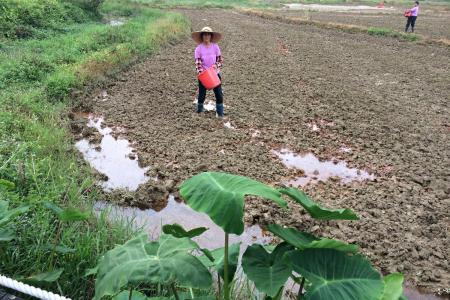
[{"xmin": 410, "ymin": 6, "xmax": 419, "ymax": 16}]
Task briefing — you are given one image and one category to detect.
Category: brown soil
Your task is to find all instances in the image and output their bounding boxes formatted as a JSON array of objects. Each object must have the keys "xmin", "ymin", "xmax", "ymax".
[
  {"xmin": 82, "ymin": 9, "xmax": 450, "ymax": 295},
  {"xmin": 273, "ymin": 6, "xmax": 450, "ymax": 40}
]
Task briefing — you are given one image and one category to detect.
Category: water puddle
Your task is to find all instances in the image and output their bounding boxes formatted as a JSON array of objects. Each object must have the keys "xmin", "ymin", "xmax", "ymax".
[
  {"xmin": 272, "ymin": 148, "xmax": 375, "ymax": 187},
  {"xmin": 95, "ymin": 195, "xmax": 273, "ymax": 250},
  {"xmin": 250, "ymin": 128, "xmax": 261, "ymax": 138},
  {"xmin": 403, "ymin": 286, "xmax": 448, "ymax": 300},
  {"xmin": 75, "ymin": 115, "xmax": 149, "ymax": 191},
  {"xmin": 306, "ymin": 119, "xmax": 334, "ymax": 132},
  {"xmin": 339, "ymin": 146, "xmax": 352, "ymax": 153},
  {"xmin": 109, "ymin": 20, "xmax": 125, "ymax": 26},
  {"xmin": 224, "ymin": 121, "xmax": 235, "ymax": 129}
]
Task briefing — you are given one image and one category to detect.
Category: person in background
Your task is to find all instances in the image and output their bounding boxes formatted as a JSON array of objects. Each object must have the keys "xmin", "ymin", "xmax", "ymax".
[
  {"xmin": 192, "ymin": 27, "xmax": 224, "ymax": 118},
  {"xmin": 405, "ymin": 1, "xmax": 419, "ymax": 33}
]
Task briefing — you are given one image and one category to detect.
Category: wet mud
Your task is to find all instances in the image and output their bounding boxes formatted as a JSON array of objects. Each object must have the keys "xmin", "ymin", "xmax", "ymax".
[{"xmin": 77, "ymin": 9, "xmax": 450, "ymax": 295}]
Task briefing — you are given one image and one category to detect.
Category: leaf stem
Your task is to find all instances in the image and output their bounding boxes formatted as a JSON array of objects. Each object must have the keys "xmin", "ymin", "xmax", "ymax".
[
  {"xmin": 217, "ymin": 273, "xmax": 221, "ymax": 299},
  {"xmin": 224, "ymin": 232, "xmax": 230, "ymax": 300},
  {"xmin": 171, "ymin": 283, "xmax": 180, "ymax": 300},
  {"xmin": 298, "ymin": 277, "xmax": 306, "ymax": 300}
]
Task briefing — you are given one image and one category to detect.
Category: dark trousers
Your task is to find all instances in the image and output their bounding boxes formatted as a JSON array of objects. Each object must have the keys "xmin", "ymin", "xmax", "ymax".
[
  {"xmin": 405, "ymin": 16, "xmax": 417, "ymax": 32},
  {"xmin": 198, "ymin": 74, "xmax": 223, "ymax": 105}
]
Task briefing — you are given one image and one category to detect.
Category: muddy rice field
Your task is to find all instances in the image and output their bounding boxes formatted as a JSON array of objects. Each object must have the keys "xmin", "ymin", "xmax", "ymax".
[
  {"xmin": 73, "ymin": 8, "xmax": 450, "ymax": 296},
  {"xmin": 276, "ymin": 4, "xmax": 450, "ymax": 40}
]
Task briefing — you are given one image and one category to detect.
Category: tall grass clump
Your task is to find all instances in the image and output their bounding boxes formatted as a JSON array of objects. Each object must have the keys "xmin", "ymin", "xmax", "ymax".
[{"xmin": 0, "ymin": 0, "xmax": 189, "ymax": 298}]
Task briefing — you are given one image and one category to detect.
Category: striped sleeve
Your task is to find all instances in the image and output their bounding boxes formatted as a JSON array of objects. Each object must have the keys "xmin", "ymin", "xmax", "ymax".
[
  {"xmin": 195, "ymin": 58, "xmax": 204, "ymax": 74},
  {"xmin": 215, "ymin": 55, "xmax": 223, "ymax": 71}
]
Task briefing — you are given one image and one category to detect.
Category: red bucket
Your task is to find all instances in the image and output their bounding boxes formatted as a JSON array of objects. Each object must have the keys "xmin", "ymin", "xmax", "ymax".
[{"xmin": 197, "ymin": 67, "xmax": 221, "ymax": 90}]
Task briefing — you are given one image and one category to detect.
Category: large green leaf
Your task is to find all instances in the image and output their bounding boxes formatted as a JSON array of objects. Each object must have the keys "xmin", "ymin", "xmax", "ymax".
[
  {"xmin": 0, "ymin": 201, "xmax": 29, "ymax": 227},
  {"xmin": 44, "ymin": 202, "xmax": 90, "ymax": 222},
  {"xmin": 279, "ymin": 188, "xmax": 359, "ymax": 220},
  {"xmin": 0, "ymin": 179, "xmax": 15, "ymax": 190},
  {"xmin": 94, "ymin": 234, "xmax": 212, "ymax": 300},
  {"xmin": 58, "ymin": 208, "xmax": 90, "ymax": 222},
  {"xmin": 287, "ymin": 249, "xmax": 383, "ymax": 300},
  {"xmin": 267, "ymin": 224, "xmax": 358, "ymax": 253},
  {"xmin": 381, "ymin": 273, "xmax": 404, "ymax": 300},
  {"xmin": 113, "ymin": 290, "xmax": 149, "ymax": 300},
  {"xmin": 242, "ymin": 243, "xmax": 293, "ymax": 297},
  {"xmin": 20, "ymin": 269, "xmax": 64, "ymax": 284},
  {"xmin": 162, "ymin": 223, "xmax": 214, "ymax": 262},
  {"xmin": 162, "ymin": 223, "xmax": 208, "ymax": 238},
  {"xmin": 0, "ymin": 228, "xmax": 15, "ymax": 242},
  {"xmin": 180, "ymin": 172, "xmax": 287, "ymax": 234},
  {"xmin": 40, "ymin": 244, "xmax": 76, "ymax": 254}
]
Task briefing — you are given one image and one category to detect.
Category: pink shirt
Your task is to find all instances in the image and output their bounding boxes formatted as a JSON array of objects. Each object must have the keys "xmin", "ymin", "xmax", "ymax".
[
  {"xmin": 410, "ymin": 6, "xmax": 419, "ymax": 16},
  {"xmin": 195, "ymin": 43, "xmax": 221, "ymax": 71}
]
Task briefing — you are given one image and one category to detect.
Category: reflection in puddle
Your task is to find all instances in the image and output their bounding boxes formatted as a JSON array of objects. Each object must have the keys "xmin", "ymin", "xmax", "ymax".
[
  {"xmin": 76, "ymin": 115, "xmax": 149, "ymax": 191},
  {"xmin": 95, "ymin": 196, "xmax": 273, "ymax": 250},
  {"xmin": 273, "ymin": 148, "xmax": 375, "ymax": 187},
  {"xmin": 339, "ymin": 146, "xmax": 352, "ymax": 153},
  {"xmin": 109, "ymin": 20, "xmax": 125, "ymax": 26},
  {"xmin": 306, "ymin": 119, "xmax": 334, "ymax": 132},
  {"xmin": 224, "ymin": 121, "xmax": 235, "ymax": 129},
  {"xmin": 403, "ymin": 287, "xmax": 447, "ymax": 300}
]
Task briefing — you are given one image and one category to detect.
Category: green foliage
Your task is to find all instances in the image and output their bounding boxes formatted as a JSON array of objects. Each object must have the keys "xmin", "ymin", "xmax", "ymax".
[
  {"xmin": 367, "ymin": 27, "xmax": 392, "ymax": 36},
  {"xmin": 267, "ymin": 224, "xmax": 359, "ymax": 253},
  {"xmin": 242, "ymin": 243, "xmax": 293, "ymax": 297},
  {"xmin": 288, "ymin": 248, "xmax": 384, "ymax": 300},
  {"xmin": 279, "ymin": 187, "xmax": 359, "ymax": 220},
  {"xmin": 381, "ymin": 273, "xmax": 404, "ymax": 300},
  {"xmin": 0, "ymin": 0, "xmax": 92, "ymax": 40},
  {"xmin": 162, "ymin": 223, "xmax": 208, "ymax": 238},
  {"xmin": 18, "ymin": 268, "xmax": 64, "ymax": 284},
  {"xmin": 180, "ymin": 172, "xmax": 287, "ymax": 235},
  {"xmin": 94, "ymin": 234, "xmax": 212, "ymax": 299},
  {"xmin": 0, "ymin": 200, "xmax": 29, "ymax": 242},
  {"xmin": 213, "ymin": 243, "xmax": 240, "ymax": 283},
  {"xmin": 0, "ymin": 1, "xmax": 189, "ymax": 298},
  {"xmin": 113, "ymin": 290, "xmax": 150, "ymax": 300}
]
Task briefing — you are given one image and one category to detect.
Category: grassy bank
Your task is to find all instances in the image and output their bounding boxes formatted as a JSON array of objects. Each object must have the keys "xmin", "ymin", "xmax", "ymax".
[{"xmin": 0, "ymin": 0, "xmax": 189, "ymax": 298}]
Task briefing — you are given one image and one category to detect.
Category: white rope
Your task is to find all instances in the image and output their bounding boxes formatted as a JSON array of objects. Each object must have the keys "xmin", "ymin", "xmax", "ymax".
[{"xmin": 0, "ymin": 274, "xmax": 71, "ymax": 300}]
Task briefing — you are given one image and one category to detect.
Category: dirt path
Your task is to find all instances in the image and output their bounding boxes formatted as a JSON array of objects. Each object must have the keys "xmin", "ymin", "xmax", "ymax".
[{"xmin": 83, "ymin": 9, "xmax": 450, "ymax": 294}]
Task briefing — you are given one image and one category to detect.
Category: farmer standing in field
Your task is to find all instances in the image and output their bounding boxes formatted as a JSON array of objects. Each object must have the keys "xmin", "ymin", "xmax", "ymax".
[
  {"xmin": 405, "ymin": 1, "xmax": 419, "ymax": 33},
  {"xmin": 192, "ymin": 27, "xmax": 224, "ymax": 118}
]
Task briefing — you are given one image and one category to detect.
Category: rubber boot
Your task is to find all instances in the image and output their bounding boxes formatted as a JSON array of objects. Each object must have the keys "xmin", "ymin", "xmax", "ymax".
[
  {"xmin": 216, "ymin": 103, "xmax": 224, "ymax": 118},
  {"xmin": 197, "ymin": 102, "xmax": 204, "ymax": 113}
]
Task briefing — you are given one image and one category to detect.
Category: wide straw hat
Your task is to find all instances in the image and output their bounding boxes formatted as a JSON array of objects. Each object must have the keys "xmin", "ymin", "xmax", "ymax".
[{"xmin": 191, "ymin": 26, "xmax": 222, "ymax": 44}]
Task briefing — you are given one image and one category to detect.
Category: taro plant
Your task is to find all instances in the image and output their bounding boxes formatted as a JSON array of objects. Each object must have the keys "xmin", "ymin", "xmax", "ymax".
[
  {"xmin": 179, "ymin": 172, "xmax": 408, "ymax": 300},
  {"xmin": 92, "ymin": 172, "xmax": 408, "ymax": 299},
  {"xmin": 179, "ymin": 172, "xmax": 289, "ymax": 300},
  {"xmin": 92, "ymin": 233, "xmax": 213, "ymax": 299}
]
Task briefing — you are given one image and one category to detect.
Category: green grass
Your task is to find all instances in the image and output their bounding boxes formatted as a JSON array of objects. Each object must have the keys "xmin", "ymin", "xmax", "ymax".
[
  {"xmin": 132, "ymin": 0, "xmax": 272, "ymax": 8},
  {"xmin": 367, "ymin": 27, "xmax": 420, "ymax": 41},
  {"xmin": 0, "ymin": 0, "xmax": 189, "ymax": 298}
]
